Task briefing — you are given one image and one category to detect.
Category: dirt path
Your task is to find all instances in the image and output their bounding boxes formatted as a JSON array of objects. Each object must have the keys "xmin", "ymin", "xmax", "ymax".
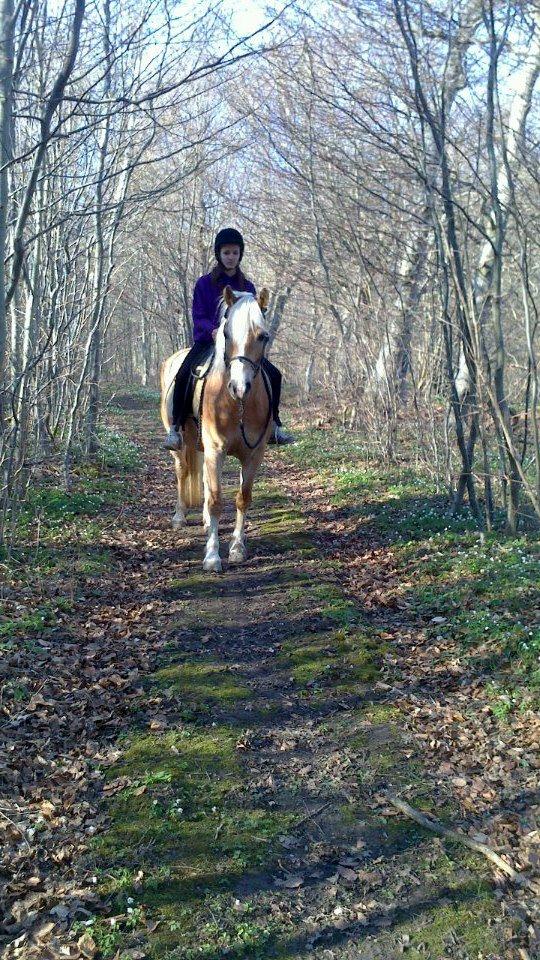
[{"xmin": 1, "ymin": 404, "xmax": 520, "ymax": 960}]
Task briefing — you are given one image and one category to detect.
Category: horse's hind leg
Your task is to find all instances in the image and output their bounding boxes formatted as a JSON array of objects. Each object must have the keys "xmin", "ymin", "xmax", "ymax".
[
  {"xmin": 229, "ymin": 456, "xmax": 260, "ymax": 564},
  {"xmin": 171, "ymin": 450, "xmax": 187, "ymax": 528}
]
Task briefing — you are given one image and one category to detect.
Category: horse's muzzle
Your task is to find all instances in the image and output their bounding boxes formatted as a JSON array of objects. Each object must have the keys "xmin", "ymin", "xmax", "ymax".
[{"xmin": 228, "ymin": 379, "xmax": 252, "ymax": 400}]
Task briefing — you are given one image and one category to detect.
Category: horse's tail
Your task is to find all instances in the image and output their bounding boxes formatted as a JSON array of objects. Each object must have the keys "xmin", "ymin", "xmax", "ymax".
[{"xmin": 182, "ymin": 443, "xmax": 204, "ymax": 508}]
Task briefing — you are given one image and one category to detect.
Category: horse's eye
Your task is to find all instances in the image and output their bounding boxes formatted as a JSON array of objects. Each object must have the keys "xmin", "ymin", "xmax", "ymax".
[{"xmin": 258, "ymin": 332, "xmax": 269, "ymax": 343}]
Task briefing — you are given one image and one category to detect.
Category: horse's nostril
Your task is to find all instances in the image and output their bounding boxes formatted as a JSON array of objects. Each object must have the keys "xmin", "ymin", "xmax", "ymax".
[
  {"xmin": 228, "ymin": 381, "xmax": 234, "ymax": 394},
  {"xmin": 244, "ymin": 381, "xmax": 252, "ymax": 394}
]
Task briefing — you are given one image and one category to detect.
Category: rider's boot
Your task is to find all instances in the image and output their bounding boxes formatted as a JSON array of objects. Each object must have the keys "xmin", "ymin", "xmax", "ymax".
[
  {"xmin": 163, "ymin": 426, "xmax": 182, "ymax": 451},
  {"xmin": 268, "ymin": 423, "xmax": 295, "ymax": 445}
]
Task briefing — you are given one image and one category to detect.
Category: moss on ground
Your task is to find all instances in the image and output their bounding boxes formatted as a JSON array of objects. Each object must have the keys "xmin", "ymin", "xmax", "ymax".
[
  {"xmin": 91, "ymin": 722, "xmax": 296, "ymax": 958},
  {"xmin": 55, "ymin": 404, "xmax": 508, "ymax": 959},
  {"xmin": 256, "ymin": 493, "xmax": 314, "ymax": 554},
  {"xmin": 154, "ymin": 662, "xmax": 251, "ymax": 704},
  {"xmin": 280, "ymin": 628, "xmax": 381, "ymax": 694}
]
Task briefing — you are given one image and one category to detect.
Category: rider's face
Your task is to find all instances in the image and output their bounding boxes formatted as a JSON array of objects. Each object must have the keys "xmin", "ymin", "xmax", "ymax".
[{"xmin": 220, "ymin": 245, "xmax": 241, "ymax": 273}]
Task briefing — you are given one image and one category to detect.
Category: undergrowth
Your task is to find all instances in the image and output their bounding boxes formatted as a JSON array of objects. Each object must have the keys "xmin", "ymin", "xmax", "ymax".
[{"xmin": 284, "ymin": 425, "xmax": 540, "ymax": 702}]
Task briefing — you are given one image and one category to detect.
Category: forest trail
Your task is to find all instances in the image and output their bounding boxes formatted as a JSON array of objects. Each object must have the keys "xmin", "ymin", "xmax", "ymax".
[{"xmin": 1, "ymin": 401, "xmax": 529, "ymax": 960}]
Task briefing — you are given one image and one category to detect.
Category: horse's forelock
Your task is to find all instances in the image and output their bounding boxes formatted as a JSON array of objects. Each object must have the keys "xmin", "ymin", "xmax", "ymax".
[{"xmin": 221, "ymin": 293, "xmax": 268, "ymax": 340}]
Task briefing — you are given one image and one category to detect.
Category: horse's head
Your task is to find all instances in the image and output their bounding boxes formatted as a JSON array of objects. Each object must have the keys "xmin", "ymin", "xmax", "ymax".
[{"xmin": 218, "ymin": 286, "xmax": 270, "ymax": 401}]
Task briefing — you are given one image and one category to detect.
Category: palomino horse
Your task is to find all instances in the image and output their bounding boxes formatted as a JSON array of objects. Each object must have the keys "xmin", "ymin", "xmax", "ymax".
[{"xmin": 160, "ymin": 286, "xmax": 273, "ymax": 572}]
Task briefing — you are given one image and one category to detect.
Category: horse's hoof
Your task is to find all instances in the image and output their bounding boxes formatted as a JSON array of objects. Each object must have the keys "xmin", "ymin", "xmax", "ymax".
[
  {"xmin": 203, "ymin": 555, "xmax": 222, "ymax": 573},
  {"xmin": 228, "ymin": 542, "xmax": 247, "ymax": 564},
  {"xmin": 172, "ymin": 515, "xmax": 186, "ymax": 529}
]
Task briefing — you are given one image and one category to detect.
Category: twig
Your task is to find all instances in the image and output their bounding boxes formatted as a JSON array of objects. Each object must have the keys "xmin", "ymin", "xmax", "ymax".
[
  {"xmin": 214, "ymin": 821, "xmax": 225, "ymax": 841},
  {"xmin": 386, "ymin": 795, "xmax": 523, "ymax": 882},
  {"xmin": 291, "ymin": 801, "xmax": 332, "ymax": 832}
]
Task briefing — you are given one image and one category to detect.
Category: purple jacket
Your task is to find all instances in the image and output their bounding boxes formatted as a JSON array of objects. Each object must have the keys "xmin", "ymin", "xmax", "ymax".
[{"xmin": 192, "ymin": 270, "xmax": 257, "ymax": 344}]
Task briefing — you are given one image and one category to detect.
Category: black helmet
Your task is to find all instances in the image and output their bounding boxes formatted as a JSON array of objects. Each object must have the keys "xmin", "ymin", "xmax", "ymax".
[{"xmin": 214, "ymin": 228, "xmax": 244, "ymax": 263}]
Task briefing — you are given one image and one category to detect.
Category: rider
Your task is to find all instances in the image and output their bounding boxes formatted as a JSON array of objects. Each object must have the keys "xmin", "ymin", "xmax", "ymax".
[{"xmin": 164, "ymin": 227, "xmax": 294, "ymax": 450}]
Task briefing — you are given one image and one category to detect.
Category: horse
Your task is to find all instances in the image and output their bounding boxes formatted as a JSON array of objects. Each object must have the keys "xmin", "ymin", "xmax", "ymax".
[{"xmin": 160, "ymin": 285, "xmax": 273, "ymax": 572}]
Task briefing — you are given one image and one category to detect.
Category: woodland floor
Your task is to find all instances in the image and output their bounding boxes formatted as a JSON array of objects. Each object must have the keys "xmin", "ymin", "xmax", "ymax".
[{"xmin": 1, "ymin": 393, "xmax": 539, "ymax": 960}]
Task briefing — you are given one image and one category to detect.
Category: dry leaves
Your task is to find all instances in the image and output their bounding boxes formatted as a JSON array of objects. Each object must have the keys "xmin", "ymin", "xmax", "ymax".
[{"xmin": 270, "ymin": 450, "xmax": 540, "ymax": 958}]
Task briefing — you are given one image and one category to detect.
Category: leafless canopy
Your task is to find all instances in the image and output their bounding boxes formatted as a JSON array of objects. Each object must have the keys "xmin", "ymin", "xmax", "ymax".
[{"xmin": 1, "ymin": 0, "xmax": 540, "ymax": 536}]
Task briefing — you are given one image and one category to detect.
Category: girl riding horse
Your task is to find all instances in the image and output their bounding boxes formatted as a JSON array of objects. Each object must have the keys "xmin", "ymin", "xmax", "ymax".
[{"xmin": 163, "ymin": 228, "xmax": 294, "ymax": 450}]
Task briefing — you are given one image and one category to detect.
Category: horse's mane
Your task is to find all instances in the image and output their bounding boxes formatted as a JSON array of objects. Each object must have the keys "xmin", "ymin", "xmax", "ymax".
[{"xmin": 212, "ymin": 292, "xmax": 268, "ymax": 374}]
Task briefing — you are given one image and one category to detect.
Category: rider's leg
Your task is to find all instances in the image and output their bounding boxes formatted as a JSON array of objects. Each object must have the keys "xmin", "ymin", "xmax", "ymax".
[
  {"xmin": 164, "ymin": 344, "xmax": 212, "ymax": 450},
  {"xmin": 261, "ymin": 358, "xmax": 295, "ymax": 444}
]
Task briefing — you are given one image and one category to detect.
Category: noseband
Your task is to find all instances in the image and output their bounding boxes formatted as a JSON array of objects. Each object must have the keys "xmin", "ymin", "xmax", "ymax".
[{"xmin": 224, "ymin": 353, "xmax": 263, "ymax": 377}]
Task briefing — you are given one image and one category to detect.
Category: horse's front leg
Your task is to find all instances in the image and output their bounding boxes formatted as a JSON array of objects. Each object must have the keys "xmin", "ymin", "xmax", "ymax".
[
  {"xmin": 202, "ymin": 450, "xmax": 224, "ymax": 572},
  {"xmin": 229, "ymin": 455, "xmax": 260, "ymax": 564}
]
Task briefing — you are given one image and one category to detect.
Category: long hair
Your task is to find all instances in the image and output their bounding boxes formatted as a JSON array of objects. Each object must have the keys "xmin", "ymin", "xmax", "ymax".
[{"xmin": 210, "ymin": 264, "xmax": 249, "ymax": 290}]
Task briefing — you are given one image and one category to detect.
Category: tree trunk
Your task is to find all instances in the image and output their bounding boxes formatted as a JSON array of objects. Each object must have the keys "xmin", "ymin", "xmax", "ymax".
[
  {"xmin": 0, "ymin": 0, "xmax": 14, "ymax": 432},
  {"xmin": 374, "ymin": 0, "xmax": 484, "ymax": 403},
  {"xmin": 456, "ymin": 3, "xmax": 540, "ymax": 402}
]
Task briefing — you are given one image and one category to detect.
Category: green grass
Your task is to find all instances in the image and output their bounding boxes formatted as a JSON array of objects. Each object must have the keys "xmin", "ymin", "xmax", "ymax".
[
  {"xmin": 395, "ymin": 533, "xmax": 540, "ymax": 690},
  {"xmin": 0, "ymin": 428, "xmax": 140, "ymax": 656},
  {"xmin": 284, "ymin": 426, "xmax": 370, "ymax": 472},
  {"xmin": 21, "ymin": 481, "xmax": 122, "ymax": 529},
  {"xmin": 104, "ymin": 384, "xmax": 161, "ymax": 409},
  {"xmin": 0, "ymin": 595, "xmax": 75, "ymax": 645},
  {"xmin": 401, "ymin": 851, "xmax": 499, "ymax": 958},
  {"xmin": 311, "ymin": 582, "xmax": 362, "ymax": 627},
  {"xmin": 282, "ymin": 425, "xmax": 540, "ymax": 699},
  {"xmin": 96, "ymin": 426, "xmax": 141, "ymax": 470}
]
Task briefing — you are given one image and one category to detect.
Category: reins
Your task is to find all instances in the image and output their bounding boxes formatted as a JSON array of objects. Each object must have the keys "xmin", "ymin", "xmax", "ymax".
[
  {"xmin": 225, "ymin": 342, "xmax": 272, "ymax": 451},
  {"xmin": 193, "ymin": 341, "xmax": 272, "ymax": 451},
  {"xmin": 192, "ymin": 352, "xmax": 214, "ymax": 449},
  {"xmin": 237, "ymin": 368, "xmax": 273, "ymax": 450}
]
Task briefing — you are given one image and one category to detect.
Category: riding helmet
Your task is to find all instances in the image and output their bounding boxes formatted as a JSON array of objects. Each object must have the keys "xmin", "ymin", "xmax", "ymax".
[{"xmin": 214, "ymin": 228, "xmax": 244, "ymax": 263}]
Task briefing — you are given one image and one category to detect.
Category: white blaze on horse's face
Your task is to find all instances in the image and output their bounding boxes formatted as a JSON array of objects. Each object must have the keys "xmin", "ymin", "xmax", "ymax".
[{"xmin": 223, "ymin": 290, "xmax": 270, "ymax": 402}]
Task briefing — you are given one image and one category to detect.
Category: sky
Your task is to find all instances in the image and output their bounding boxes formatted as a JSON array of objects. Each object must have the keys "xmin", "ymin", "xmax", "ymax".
[{"xmin": 226, "ymin": 0, "xmax": 269, "ymax": 35}]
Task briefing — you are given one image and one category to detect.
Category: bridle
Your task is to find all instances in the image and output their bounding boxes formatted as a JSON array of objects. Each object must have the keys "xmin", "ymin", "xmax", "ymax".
[
  {"xmin": 223, "ymin": 329, "xmax": 272, "ymax": 450},
  {"xmin": 224, "ymin": 353, "xmax": 263, "ymax": 378},
  {"xmin": 222, "ymin": 305, "xmax": 268, "ymax": 376},
  {"xmin": 194, "ymin": 307, "xmax": 273, "ymax": 451}
]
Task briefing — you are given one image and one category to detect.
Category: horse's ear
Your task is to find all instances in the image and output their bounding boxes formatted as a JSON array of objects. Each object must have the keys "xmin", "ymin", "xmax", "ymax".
[
  {"xmin": 258, "ymin": 287, "xmax": 270, "ymax": 312},
  {"xmin": 224, "ymin": 285, "xmax": 236, "ymax": 307}
]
